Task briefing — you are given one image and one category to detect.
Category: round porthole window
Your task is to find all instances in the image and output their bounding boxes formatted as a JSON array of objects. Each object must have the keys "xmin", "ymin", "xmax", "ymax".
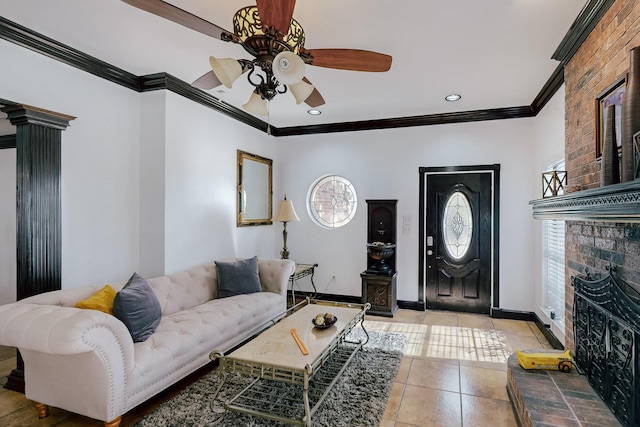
[{"xmin": 307, "ymin": 175, "xmax": 357, "ymax": 229}]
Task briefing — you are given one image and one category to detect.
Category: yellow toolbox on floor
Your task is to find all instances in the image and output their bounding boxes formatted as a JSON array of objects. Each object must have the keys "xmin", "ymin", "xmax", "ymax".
[{"xmin": 515, "ymin": 349, "xmax": 574, "ymax": 372}]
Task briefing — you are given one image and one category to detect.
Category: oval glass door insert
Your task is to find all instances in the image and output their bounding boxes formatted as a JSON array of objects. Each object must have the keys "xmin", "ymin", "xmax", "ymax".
[{"xmin": 442, "ymin": 191, "xmax": 473, "ymax": 260}]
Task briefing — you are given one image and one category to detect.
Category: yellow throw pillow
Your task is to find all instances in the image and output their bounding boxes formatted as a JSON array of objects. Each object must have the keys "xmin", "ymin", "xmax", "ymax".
[{"xmin": 75, "ymin": 285, "xmax": 117, "ymax": 314}]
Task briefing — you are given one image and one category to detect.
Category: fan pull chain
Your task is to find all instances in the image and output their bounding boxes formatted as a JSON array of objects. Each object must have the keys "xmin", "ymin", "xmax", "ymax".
[{"xmin": 267, "ymin": 100, "xmax": 271, "ymax": 136}]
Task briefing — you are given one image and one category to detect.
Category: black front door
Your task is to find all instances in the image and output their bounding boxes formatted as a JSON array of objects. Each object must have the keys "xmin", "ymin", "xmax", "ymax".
[{"xmin": 425, "ymin": 173, "xmax": 492, "ymax": 313}]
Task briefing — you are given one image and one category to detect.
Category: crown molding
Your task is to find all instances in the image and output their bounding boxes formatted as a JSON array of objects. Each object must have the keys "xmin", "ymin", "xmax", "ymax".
[
  {"xmin": 138, "ymin": 73, "xmax": 267, "ymax": 132},
  {"xmin": 0, "ymin": 7, "xmax": 605, "ymax": 136},
  {"xmin": 272, "ymin": 107, "xmax": 535, "ymax": 136},
  {"xmin": 552, "ymin": 0, "xmax": 615, "ymax": 65},
  {"xmin": 0, "ymin": 17, "xmax": 140, "ymax": 91}
]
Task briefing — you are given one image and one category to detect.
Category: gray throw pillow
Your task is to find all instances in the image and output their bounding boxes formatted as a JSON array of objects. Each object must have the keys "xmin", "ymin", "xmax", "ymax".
[
  {"xmin": 215, "ymin": 256, "xmax": 262, "ymax": 298},
  {"xmin": 113, "ymin": 272, "xmax": 162, "ymax": 343}
]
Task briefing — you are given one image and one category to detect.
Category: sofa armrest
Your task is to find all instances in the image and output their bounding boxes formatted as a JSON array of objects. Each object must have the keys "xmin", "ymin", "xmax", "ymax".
[
  {"xmin": 257, "ymin": 258, "xmax": 295, "ymax": 299},
  {"xmin": 0, "ymin": 302, "xmax": 134, "ymax": 371}
]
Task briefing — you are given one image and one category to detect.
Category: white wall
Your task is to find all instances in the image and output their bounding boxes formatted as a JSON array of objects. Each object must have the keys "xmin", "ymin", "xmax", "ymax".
[
  {"xmin": 276, "ymin": 118, "xmax": 539, "ymax": 311},
  {"xmin": 0, "ymin": 34, "xmax": 567, "ymax": 317},
  {"xmin": 163, "ymin": 92, "xmax": 278, "ymax": 273},
  {"xmin": 0, "ymin": 39, "xmax": 141, "ymax": 288},
  {"xmin": 0, "ymin": 38, "xmax": 282, "ymax": 292},
  {"xmin": 0, "ymin": 148, "xmax": 16, "ymax": 305},
  {"xmin": 531, "ymin": 86, "xmax": 567, "ymax": 343}
]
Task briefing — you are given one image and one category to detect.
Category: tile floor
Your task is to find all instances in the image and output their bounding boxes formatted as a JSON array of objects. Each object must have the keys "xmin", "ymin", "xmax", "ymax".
[{"xmin": 0, "ymin": 309, "xmax": 552, "ymax": 426}]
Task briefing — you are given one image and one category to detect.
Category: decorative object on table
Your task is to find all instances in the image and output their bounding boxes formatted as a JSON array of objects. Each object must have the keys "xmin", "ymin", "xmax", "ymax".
[
  {"xmin": 274, "ymin": 194, "xmax": 300, "ymax": 259},
  {"xmin": 595, "ymin": 75, "xmax": 625, "ymax": 158},
  {"xmin": 312, "ymin": 312, "xmax": 337, "ymax": 329},
  {"xmin": 622, "ymin": 46, "xmax": 640, "ymax": 182},
  {"xmin": 366, "ymin": 242, "xmax": 396, "ymax": 275},
  {"xmin": 542, "ymin": 170, "xmax": 567, "ymax": 197},
  {"xmin": 121, "ymin": 0, "xmax": 392, "ymax": 115},
  {"xmin": 362, "ymin": 199, "xmax": 398, "ymax": 317},
  {"xmin": 601, "ymin": 104, "xmax": 621, "ymax": 186},
  {"xmin": 635, "ymin": 130, "xmax": 640, "ymax": 179},
  {"xmin": 290, "ymin": 328, "xmax": 308, "ymax": 355}
]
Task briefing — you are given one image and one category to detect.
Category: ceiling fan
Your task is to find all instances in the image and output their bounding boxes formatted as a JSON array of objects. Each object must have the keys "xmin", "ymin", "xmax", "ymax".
[{"xmin": 121, "ymin": 0, "xmax": 392, "ymax": 116}]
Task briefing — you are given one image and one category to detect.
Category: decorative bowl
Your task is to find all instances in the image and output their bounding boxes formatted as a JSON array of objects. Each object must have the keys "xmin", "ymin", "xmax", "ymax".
[{"xmin": 312, "ymin": 316, "xmax": 338, "ymax": 329}]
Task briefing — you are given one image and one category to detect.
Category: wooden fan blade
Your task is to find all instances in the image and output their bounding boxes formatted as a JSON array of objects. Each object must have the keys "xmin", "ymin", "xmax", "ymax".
[
  {"xmin": 302, "ymin": 77, "xmax": 325, "ymax": 108},
  {"xmin": 307, "ymin": 49, "xmax": 392, "ymax": 72},
  {"xmin": 121, "ymin": 0, "xmax": 232, "ymax": 40},
  {"xmin": 255, "ymin": 0, "xmax": 296, "ymax": 35},
  {"xmin": 192, "ymin": 71, "xmax": 222, "ymax": 90}
]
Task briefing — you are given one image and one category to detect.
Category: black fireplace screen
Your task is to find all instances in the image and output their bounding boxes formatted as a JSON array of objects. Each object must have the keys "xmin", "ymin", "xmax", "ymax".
[{"xmin": 572, "ymin": 270, "xmax": 640, "ymax": 427}]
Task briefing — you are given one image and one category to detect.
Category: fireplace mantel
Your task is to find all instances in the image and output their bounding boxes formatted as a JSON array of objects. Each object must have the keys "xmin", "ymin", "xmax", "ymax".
[{"xmin": 530, "ymin": 180, "xmax": 640, "ymax": 222}]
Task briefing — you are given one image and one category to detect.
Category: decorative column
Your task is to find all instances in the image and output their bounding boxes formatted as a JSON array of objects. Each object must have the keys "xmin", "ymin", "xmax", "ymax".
[{"xmin": 1, "ymin": 104, "xmax": 74, "ymax": 393}]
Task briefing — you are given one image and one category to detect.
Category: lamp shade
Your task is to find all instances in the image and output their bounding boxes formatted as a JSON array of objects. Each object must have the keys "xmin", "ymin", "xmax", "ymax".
[
  {"xmin": 272, "ymin": 51, "xmax": 306, "ymax": 85},
  {"xmin": 289, "ymin": 80, "xmax": 315, "ymax": 104},
  {"xmin": 274, "ymin": 199, "xmax": 300, "ymax": 222},
  {"xmin": 209, "ymin": 56, "xmax": 243, "ymax": 89},
  {"xmin": 243, "ymin": 91, "xmax": 269, "ymax": 116}
]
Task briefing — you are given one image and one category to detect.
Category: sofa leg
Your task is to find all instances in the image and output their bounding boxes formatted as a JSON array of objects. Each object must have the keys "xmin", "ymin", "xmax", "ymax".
[
  {"xmin": 104, "ymin": 416, "xmax": 122, "ymax": 427},
  {"xmin": 32, "ymin": 401, "xmax": 49, "ymax": 418}
]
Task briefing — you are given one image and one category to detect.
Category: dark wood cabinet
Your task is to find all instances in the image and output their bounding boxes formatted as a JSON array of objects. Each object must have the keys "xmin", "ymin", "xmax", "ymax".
[
  {"xmin": 362, "ymin": 199, "xmax": 398, "ymax": 316},
  {"xmin": 361, "ymin": 272, "xmax": 398, "ymax": 317}
]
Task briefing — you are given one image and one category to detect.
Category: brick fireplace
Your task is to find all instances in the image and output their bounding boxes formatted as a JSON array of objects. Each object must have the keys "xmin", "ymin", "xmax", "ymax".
[
  {"xmin": 523, "ymin": 2, "xmax": 640, "ymax": 426},
  {"xmin": 563, "ymin": 0, "xmax": 640, "ymax": 353}
]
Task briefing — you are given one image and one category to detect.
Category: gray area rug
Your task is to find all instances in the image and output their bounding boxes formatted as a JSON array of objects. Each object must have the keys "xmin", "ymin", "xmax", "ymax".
[{"xmin": 135, "ymin": 329, "xmax": 406, "ymax": 427}]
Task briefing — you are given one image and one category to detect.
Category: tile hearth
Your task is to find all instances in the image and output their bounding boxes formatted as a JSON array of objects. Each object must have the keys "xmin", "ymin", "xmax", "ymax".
[{"xmin": 507, "ymin": 354, "xmax": 622, "ymax": 427}]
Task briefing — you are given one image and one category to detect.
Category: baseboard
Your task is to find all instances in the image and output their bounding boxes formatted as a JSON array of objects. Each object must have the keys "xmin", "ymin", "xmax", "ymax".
[
  {"xmin": 397, "ymin": 300, "xmax": 426, "ymax": 311},
  {"xmin": 490, "ymin": 307, "xmax": 536, "ymax": 321},
  {"xmin": 491, "ymin": 308, "xmax": 564, "ymax": 350},
  {"xmin": 290, "ymin": 292, "xmax": 427, "ymax": 311},
  {"xmin": 289, "ymin": 290, "xmax": 362, "ymax": 305},
  {"xmin": 532, "ymin": 313, "xmax": 564, "ymax": 350}
]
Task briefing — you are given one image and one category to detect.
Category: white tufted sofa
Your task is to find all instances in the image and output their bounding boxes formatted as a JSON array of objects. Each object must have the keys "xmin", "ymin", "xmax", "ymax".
[{"xmin": 0, "ymin": 258, "xmax": 295, "ymax": 427}]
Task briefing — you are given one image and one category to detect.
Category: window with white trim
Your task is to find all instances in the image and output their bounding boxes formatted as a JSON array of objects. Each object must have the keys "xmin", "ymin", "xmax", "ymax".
[{"xmin": 542, "ymin": 159, "xmax": 565, "ymax": 329}]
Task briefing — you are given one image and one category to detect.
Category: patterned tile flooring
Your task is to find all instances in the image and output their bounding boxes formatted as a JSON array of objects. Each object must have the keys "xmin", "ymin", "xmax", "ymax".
[{"xmin": 0, "ymin": 309, "xmax": 553, "ymax": 426}]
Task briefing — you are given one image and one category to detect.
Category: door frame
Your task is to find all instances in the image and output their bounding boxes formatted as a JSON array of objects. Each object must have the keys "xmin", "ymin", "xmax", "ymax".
[{"xmin": 418, "ymin": 164, "xmax": 500, "ymax": 312}]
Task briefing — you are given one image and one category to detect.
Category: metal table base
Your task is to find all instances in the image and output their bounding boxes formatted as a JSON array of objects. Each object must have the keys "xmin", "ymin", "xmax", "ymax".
[{"xmin": 209, "ymin": 300, "xmax": 370, "ymax": 426}]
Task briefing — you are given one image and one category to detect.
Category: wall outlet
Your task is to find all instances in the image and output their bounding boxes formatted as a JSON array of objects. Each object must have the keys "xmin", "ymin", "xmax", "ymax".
[{"xmin": 402, "ymin": 215, "xmax": 412, "ymax": 234}]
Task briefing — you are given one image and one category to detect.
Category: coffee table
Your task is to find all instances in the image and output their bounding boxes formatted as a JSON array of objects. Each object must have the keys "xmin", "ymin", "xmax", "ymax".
[{"xmin": 208, "ymin": 298, "xmax": 371, "ymax": 426}]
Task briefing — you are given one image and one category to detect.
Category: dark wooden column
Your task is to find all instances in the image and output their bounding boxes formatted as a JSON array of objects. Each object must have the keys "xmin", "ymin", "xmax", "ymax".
[{"xmin": 1, "ymin": 104, "xmax": 74, "ymax": 393}]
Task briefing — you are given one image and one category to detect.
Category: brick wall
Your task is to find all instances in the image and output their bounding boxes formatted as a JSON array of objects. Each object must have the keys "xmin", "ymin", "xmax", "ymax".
[{"xmin": 564, "ymin": 0, "xmax": 640, "ymax": 352}]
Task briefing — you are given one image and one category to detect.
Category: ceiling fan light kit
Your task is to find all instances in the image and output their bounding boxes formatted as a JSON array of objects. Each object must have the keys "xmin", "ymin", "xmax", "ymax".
[
  {"xmin": 289, "ymin": 80, "xmax": 315, "ymax": 105},
  {"xmin": 122, "ymin": 0, "xmax": 392, "ymax": 116},
  {"xmin": 272, "ymin": 51, "xmax": 306, "ymax": 85},
  {"xmin": 243, "ymin": 91, "xmax": 269, "ymax": 116},
  {"xmin": 208, "ymin": 57, "xmax": 243, "ymax": 89}
]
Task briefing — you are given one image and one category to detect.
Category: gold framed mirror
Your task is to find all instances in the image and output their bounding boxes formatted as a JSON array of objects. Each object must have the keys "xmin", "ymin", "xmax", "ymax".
[{"xmin": 237, "ymin": 150, "xmax": 273, "ymax": 226}]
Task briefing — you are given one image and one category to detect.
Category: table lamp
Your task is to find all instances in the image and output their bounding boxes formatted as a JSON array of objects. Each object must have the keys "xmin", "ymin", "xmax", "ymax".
[{"xmin": 274, "ymin": 195, "xmax": 300, "ymax": 259}]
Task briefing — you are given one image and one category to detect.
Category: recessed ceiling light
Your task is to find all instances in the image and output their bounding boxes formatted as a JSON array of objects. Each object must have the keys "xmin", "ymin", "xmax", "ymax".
[
  {"xmin": 445, "ymin": 94, "xmax": 461, "ymax": 102},
  {"xmin": 307, "ymin": 109, "xmax": 322, "ymax": 115}
]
